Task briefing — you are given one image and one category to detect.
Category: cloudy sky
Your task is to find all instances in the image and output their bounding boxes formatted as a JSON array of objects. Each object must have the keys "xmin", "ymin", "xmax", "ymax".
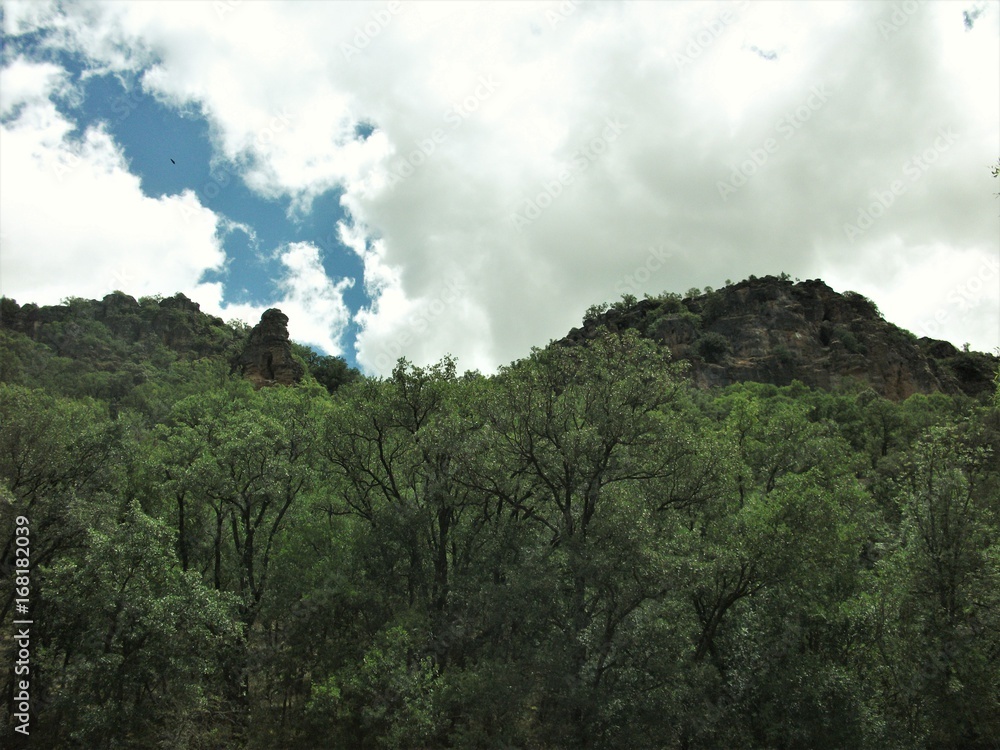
[{"xmin": 1, "ymin": 0, "xmax": 997, "ymax": 374}]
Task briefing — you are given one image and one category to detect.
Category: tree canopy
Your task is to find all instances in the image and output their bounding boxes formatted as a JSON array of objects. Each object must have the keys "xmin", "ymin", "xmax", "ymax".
[{"xmin": 1, "ymin": 313, "xmax": 999, "ymax": 748}]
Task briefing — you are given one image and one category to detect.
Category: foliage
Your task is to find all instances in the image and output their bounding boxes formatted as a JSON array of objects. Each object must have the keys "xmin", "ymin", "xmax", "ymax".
[
  {"xmin": 839, "ymin": 329, "xmax": 867, "ymax": 355},
  {"xmin": 36, "ymin": 503, "xmax": 240, "ymax": 749},
  {"xmin": 583, "ymin": 302, "xmax": 609, "ymax": 324},
  {"xmin": 291, "ymin": 342, "xmax": 359, "ymax": 394},
  {"xmin": 844, "ymin": 290, "xmax": 883, "ymax": 319},
  {"xmin": 774, "ymin": 343, "xmax": 794, "ymax": 364},
  {"xmin": 652, "ymin": 291, "xmax": 684, "ymax": 313},
  {"xmin": 2, "ymin": 298, "xmax": 999, "ymax": 749},
  {"xmin": 0, "ymin": 294, "xmax": 360, "ymax": 420},
  {"xmin": 696, "ymin": 331, "xmax": 731, "ymax": 363},
  {"xmin": 610, "ymin": 293, "xmax": 638, "ymax": 312},
  {"xmin": 700, "ymin": 289, "xmax": 727, "ymax": 325}
]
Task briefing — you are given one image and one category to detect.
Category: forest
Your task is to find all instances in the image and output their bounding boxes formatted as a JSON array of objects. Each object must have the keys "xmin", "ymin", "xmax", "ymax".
[{"xmin": 1, "ymin": 291, "xmax": 998, "ymax": 749}]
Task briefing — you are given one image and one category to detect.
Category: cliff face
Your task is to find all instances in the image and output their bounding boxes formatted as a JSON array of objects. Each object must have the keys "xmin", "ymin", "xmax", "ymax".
[
  {"xmin": 560, "ymin": 276, "xmax": 997, "ymax": 401},
  {"xmin": 232, "ymin": 308, "xmax": 304, "ymax": 388}
]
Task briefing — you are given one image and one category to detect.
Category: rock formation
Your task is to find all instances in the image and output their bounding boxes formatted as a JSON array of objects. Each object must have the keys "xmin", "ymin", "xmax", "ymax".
[
  {"xmin": 232, "ymin": 308, "xmax": 304, "ymax": 388},
  {"xmin": 559, "ymin": 276, "xmax": 997, "ymax": 401}
]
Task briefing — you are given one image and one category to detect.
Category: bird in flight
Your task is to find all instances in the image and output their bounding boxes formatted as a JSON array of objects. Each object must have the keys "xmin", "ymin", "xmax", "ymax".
[{"xmin": 170, "ymin": 158, "xmax": 176, "ymax": 164}]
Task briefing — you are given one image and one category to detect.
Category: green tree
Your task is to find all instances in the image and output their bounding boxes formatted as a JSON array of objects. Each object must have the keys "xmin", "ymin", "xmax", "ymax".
[
  {"xmin": 146, "ymin": 381, "xmax": 325, "ymax": 740},
  {"xmin": 863, "ymin": 424, "xmax": 1000, "ymax": 748},
  {"xmin": 677, "ymin": 385, "xmax": 873, "ymax": 748},
  {"xmin": 0, "ymin": 385, "xmax": 121, "ymax": 620},
  {"xmin": 33, "ymin": 503, "xmax": 239, "ymax": 749},
  {"xmin": 312, "ymin": 358, "xmax": 499, "ymax": 746},
  {"xmin": 480, "ymin": 330, "xmax": 690, "ymax": 747}
]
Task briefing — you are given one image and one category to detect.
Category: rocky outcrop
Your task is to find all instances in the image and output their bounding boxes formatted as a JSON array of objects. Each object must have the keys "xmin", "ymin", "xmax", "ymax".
[
  {"xmin": 232, "ymin": 308, "xmax": 304, "ymax": 388},
  {"xmin": 560, "ymin": 276, "xmax": 997, "ymax": 401}
]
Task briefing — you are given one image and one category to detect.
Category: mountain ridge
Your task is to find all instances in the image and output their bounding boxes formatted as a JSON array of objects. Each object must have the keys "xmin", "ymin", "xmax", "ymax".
[
  {"xmin": 559, "ymin": 275, "xmax": 997, "ymax": 401},
  {"xmin": 2, "ymin": 277, "xmax": 995, "ymax": 402}
]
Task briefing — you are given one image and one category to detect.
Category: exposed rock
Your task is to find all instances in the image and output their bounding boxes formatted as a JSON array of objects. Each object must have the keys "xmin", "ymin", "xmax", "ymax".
[
  {"xmin": 232, "ymin": 308, "xmax": 304, "ymax": 388},
  {"xmin": 559, "ymin": 276, "xmax": 997, "ymax": 401}
]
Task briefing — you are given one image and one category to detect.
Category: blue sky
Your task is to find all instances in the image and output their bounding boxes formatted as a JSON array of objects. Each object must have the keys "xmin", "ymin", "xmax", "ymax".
[
  {"xmin": 69, "ymin": 50, "xmax": 367, "ymax": 357},
  {"xmin": 1, "ymin": 1, "xmax": 998, "ymax": 374}
]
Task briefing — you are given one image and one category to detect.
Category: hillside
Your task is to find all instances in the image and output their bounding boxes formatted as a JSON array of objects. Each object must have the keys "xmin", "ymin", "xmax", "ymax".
[
  {"xmin": 1, "ymin": 282, "xmax": 999, "ymax": 749},
  {"xmin": 561, "ymin": 275, "xmax": 997, "ymax": 401},
  {"xmin": 0, "ymin": 292, "xmax": 356, "ymax": 415}
]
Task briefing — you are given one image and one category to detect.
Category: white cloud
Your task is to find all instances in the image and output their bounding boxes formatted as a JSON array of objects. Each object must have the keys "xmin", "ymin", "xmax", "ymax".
[
  {"xmin": 0, "ymin": 39, "xmax": 355, "ymax": 355},
  {"xmin": 192, "ymin": 242, "xmax": 354, "ymax": 356},
  {"xmin": 0, "ymin": 57, "xmax": 72, "ymax": 117},
  {"xmin": 0, "ymin": 94, "xmax": 226, "ymax": 305},
  {"xmin": 820, "ymin": 241, "xmax": 1000, "ymax": 353},
  {"xmin": 3, "ymin": 0, "xmax": 998, "ymax": 373},
  {"xmin": 272, "ymin": 242, "xmax": 354, "ymax": 355}
]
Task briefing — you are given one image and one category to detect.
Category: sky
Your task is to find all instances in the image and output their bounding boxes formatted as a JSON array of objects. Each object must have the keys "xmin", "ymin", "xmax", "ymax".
[{"xmin": 0, "ymin": 0, "xmax": 997, "ymax": 375}]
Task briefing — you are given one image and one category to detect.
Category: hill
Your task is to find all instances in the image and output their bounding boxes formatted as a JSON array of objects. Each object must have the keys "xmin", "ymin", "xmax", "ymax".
[
  {"xmin": 561, "ymin": 275, "xmax": 997, "ymax": 401},
  {"xmin": 0, "ymin": 291, "xmax": 356, "ymax": 417},
  {"xmin": 1, "ymin": 281, "xmax": 998, "ymax": 749}
]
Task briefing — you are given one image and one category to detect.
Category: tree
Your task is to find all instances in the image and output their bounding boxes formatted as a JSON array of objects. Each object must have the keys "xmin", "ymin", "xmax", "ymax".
[
  {"xmin": 0, "ymin": 385, "xmax": 121, "ymax": 620},
  {"xmin": 480, "ymin": 330, "xmax": 690, "ymax": 747},
  {"xmin": 313, "ymin": 358, "xmax": 499, "ymax": 746},
  {"xmin": 676, "ymin": 385, "xmax": 873, "ymax": 749},
  {"xmin": 32, "ymin": 503, "xmax": 239, "ymax": 749},
  {"xmin": 146, "ymin": 381, "xmax": 325, "ymax": 740},
  {"xmin": 864, "ymin": 424, "xmax": 1000, "ymax": 748}
]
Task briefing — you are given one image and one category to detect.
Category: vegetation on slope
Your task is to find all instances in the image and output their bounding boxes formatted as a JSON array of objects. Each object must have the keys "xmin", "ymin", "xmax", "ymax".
[{"xmin": 1, "ymin": 289, "xmax": 998, "ymax": 749}]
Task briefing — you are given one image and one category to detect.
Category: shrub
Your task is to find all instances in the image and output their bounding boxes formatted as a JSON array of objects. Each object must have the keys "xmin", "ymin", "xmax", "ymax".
[
  {"xmin": 610, "ymin": 293, "xmax": 638, "ymax": 312},
  {"xmin": 583, "ymin": 303, "xmax": 609, "ymax": 325},
  {"xmin": 844, "ymin": 291, "xmax": 882, "ymax": 319},
  {"xmin": 696, "ymin": 332, "xmax": 730, "ymax": 363},
  {"xmin": 835, "ymin": 328, "xmax": 867, "ymax": 355},
  {"xmin": 774, "ymin": 344, "xmax": 795, "ymax": 365},
  {"xmin": 701, "ymin": 291, "xmax": 727, "ymax": 325},
  {"xmin": 652, "ymin": 292, "xmax": 684, "ymax": 313}
]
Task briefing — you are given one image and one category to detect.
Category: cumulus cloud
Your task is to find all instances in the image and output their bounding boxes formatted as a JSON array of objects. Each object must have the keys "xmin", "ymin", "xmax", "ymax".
[
  {"xmin": 193, "ymin": 242, "xmax": 354, "ymax": 356},
  {"xmin": 0, "ymin": 57, "xmax": 73, "ymax": 117},
  {"xmin": 0, "ymin": 91, "xmax": 226, "ymax": 304},
  {"xmin": 2, "ymin": 0, "xmax": 997, "ymax": 372}
]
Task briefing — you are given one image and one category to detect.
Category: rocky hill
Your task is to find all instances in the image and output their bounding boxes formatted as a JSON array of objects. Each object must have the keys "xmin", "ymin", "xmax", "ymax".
[
  {"xmin": 0, "ymin": 291, "xmax": 239, "ymax": 361},
  {"xmin": 560, "ymin": 275, "xmax": 997, "ymax": 401},
  {"xmin": 0, "ymin": 292, "xmax": 355, "ymax": 408}
]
